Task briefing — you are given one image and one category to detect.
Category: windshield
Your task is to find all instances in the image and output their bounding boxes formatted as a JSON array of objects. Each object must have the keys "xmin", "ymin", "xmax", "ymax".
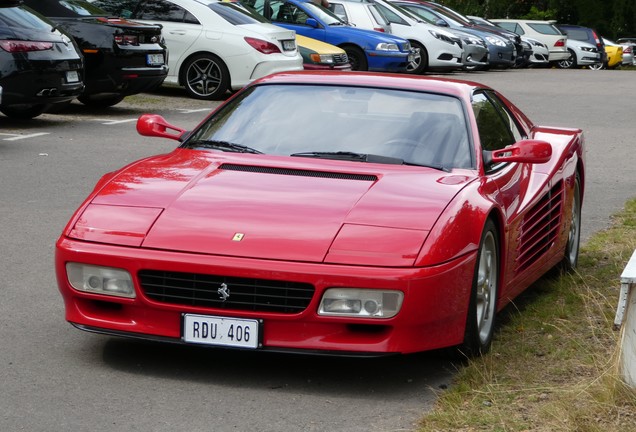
[
  {"xmin": 185, "ymin": 84, "xmax": 472, "ymax": 169},
  {"xmin": 209, "ymin": 2, "xmax": 264, "ymax": 25},
  {"xmin": 24, "ymin": 0, "xmax": 107, "ymax": 17}
]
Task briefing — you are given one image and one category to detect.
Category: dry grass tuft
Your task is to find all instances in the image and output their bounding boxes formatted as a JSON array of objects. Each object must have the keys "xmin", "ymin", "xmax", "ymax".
[{"xmin": 419, "ymin": 199, "xmax": 636, "ymax": 431}]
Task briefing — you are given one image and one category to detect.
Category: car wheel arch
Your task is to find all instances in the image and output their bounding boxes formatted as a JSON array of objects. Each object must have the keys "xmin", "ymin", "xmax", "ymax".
[
  {"xmin": 415, "ymin": 191, "xmax": 501, "ymax": 267},
  {"xmin": 177, "ymin": 51, "xmax": 233, "ymax": 88}
]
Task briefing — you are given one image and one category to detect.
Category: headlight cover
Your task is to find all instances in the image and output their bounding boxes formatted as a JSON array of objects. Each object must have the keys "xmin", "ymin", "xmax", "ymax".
[
  {"xmin": 67, "ymin": 263, "xmax": 135, "ymax": 298},
  {"xmin": 485, "ymin": 36, "xmax": 507, "ymax": 47},
  {"xmin": 310, "ymin": 53, "xmax": 335, "ymax": 64},
  {"xmin": 375, "ymin": 42, "xmax": 399, "ymax": 52},
  {"xmin": 318, "ymin": 288, "xmax": 404, "ymax": 318}
]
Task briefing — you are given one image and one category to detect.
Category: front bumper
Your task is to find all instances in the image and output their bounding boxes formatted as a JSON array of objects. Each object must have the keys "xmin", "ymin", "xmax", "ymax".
[
  {"xmin": 56, "ymin": 237, "xmax": 477, "ymax": 355},
  {"xmin": 366, "ymin": 50, "xmax": 411, "ymax": 73}
]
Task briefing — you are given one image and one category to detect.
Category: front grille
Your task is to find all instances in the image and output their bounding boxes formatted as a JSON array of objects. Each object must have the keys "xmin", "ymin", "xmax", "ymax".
[
  {"xmin": 139, "ymin": 270, "xmax": 315, "ymax": 314},
  {"xmin": 333, "ymin": 53, "xmax": 349, "ymax": 64}
]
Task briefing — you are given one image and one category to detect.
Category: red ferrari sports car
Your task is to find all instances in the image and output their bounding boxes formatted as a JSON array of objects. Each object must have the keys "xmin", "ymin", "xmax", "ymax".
[{"xmin": 55, "ymin": 71, "xmax": 585, "ymax": 356}]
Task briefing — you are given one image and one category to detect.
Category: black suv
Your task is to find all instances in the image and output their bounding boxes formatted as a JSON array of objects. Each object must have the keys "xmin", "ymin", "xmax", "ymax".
[
  {"xmin": 557, "ymin": 24, "xmax": 606, "ymax": 67},
  {"xmin": 0, "ymin": 0, "xmax": 84, "ymax": 118},
  {"xmin": 23, "ymin": 0, "xmax": 168, "ymax": 107}
]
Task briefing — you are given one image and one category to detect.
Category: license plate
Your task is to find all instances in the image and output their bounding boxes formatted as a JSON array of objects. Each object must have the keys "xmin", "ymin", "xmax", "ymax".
[
  {"xmin": 146, "ymin": 53, "xmax": 164, "ymax": 66},
  {"xmin": 183, "ymin": 314, "xmax": 260, "ymax": 349},
  {"xmin": 282, "ymin": 40, "xmax": 296, "ymax": 51},
  {"xmin": 66, "ymin": 70, "xmax": 80, "ymax": 83}
]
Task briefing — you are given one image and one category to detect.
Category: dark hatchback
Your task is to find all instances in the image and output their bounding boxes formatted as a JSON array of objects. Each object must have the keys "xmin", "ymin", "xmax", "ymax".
[
  {"xmin": 23, "ymin": 0, "xmax": 168, "ymax": 107},
  {"xmin": 0, "ymin": 0, "xmax": 84, "ymax": 119}
]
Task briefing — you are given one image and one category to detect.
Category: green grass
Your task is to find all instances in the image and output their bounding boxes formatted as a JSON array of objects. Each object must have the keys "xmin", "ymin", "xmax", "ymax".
[{"xmin": 418, "ymin": 199, "xmax": 636, "ymax": 431}]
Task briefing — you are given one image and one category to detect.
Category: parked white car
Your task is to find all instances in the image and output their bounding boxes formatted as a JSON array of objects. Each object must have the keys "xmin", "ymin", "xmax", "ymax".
[
  {"xmin": 491, "ymin": 19, "xmax": 569, "ymax": 63},
  {"xmin": 327, "ymin": 0, "xmax": 392, "ymax": 34},
  {"xmin": 342, "ymin": 0, "xmax": 464, "ymax": 73},
  {"xmin": 556, "ymin": 38, "xmax": 601, "ymax": 69},
  {"xmin": 523, "ymin": 37, "xmax": 550, "ymax": 66},
  {"xmin": 93, "ymin": 0, "xmax": 303, "ymax": 99}
]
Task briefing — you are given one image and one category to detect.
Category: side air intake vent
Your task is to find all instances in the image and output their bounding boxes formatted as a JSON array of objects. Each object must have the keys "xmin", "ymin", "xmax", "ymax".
[
  {"xmin": 219, "ymin": 163, "xmax": 377, "ymax": 181},
  {"xmin": 516, "ymin": 181, "xmax": 564, "ymax": 272}
]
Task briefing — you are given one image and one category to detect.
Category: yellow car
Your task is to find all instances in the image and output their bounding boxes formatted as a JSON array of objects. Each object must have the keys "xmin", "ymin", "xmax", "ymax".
[
  {"xmin": 604, "ymin": 38, "xmax": 624, "ymax": 68},
  {"xmin": 296, "ymin": 35, "xmax": 351, "ymax": 70}
]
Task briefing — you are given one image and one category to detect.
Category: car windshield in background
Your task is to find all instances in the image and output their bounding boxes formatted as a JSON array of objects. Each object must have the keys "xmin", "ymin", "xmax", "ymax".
[
  {"xmin": 527, "ymin": 23, "xmax": 562, "ymax": 35},
  {"xmin": 32, "ymin": 0, "xmax": 107, "ymax": 17},
  {"xmin": 185, "ymin": 84, "xmax": 472, "ymax": 169}
]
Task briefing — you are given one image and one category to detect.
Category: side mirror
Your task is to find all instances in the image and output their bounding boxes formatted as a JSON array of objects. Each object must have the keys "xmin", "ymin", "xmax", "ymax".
[
  {"xmin": 483, "ymin": 139, "xmax": 552, "ymax": 166},
  {"xmin": 136, "ymin": 114, "xmax": 187, "ymax": 141},
  {"xmin": 305, "ymin": 18, "xmax": 319, "ymax": 28},
  {"xmin": 436, "ymin": 19, "xmax": 448, "ymax": 27}
]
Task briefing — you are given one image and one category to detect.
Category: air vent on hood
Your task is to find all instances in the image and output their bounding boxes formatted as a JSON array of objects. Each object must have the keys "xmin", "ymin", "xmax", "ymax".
[{"xmin": 219, "ymin": 163, "xmax": 377, "ymax": 182}]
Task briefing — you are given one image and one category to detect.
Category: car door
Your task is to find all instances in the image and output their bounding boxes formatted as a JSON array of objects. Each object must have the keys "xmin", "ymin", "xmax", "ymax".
[
  {"xmin": 133, "ymin": 0, "xmax": 203, "ymax": 76},
  {"xmin": 472, "ymin": 90, "xmax": 557, "ymax": 299}
]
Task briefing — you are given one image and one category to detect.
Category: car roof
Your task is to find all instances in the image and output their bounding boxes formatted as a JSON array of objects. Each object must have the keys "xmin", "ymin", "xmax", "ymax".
[{"xmin": 251, "ymin": 71, "xmax": 485, "ymax": 98}]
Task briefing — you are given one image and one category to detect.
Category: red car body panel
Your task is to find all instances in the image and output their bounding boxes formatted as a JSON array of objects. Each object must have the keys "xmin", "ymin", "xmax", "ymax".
[{"xmin": 55, "ymin": 71, "xmax": 585, "ymax": 355}]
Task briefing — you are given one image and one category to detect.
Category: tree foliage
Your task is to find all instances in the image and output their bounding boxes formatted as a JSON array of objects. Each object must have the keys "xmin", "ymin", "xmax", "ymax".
[{"xmin": 439, "ymin": 0, "xmax": 635, "ymax": 39}]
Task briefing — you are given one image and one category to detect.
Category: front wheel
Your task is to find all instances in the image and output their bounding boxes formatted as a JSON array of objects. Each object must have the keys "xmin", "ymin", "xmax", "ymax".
[
  {"xmin": 459, "ymin": 219, "xmax": 499, "ymax": 357},
  {"xmin": 181, "ymin": 53, "xmax": 230, "ymax": 100},
  {"xmin": 342, "ymin": 45, "xmax": 368, "ymax": 71},
  {"xmin": 589, "ymin": 62, "xmax": 605, "ymax": 70}
]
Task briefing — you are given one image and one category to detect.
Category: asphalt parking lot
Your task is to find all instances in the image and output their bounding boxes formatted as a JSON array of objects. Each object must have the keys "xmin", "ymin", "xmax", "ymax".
[{"xmin": 0, "ymin": 68, "xmax": 634, "ymax": 432}]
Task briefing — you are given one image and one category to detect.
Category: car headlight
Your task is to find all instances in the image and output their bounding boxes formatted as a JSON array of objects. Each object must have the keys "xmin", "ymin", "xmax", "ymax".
[
  {"xmin": 310, "ymin": 53, "xmax": 335, "ymax": 64},
  {"xmin": 318, "ymin": 288, "xmax": 403, "ymax": 318},
  {"xmin": 429, "ymin": 30, "xmax": 455, "ymax": 45},
  {"xmin": 375, "ymin": 42, "xmax": 399, "ymax": 51},
  {"xmin": 485, "ymin": 36, "xmax": 507, "ymax": 47},
  {"xmin": 581, "ymin": 46, "xmax": 597, "ymax": 52},
  {"xmin": 66, "ymin": 263, "xmax": 135, "ymax": 298}
]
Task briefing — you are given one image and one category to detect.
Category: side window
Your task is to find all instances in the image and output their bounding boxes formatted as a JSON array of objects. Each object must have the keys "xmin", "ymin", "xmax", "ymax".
[
  {"xmin": 137, "ymin": 0, "xmax": 197, "ymax": 23},
  {"xmin": 374, "ymin": 3, "xmax": 408, "ymax": 25},
  {"xmin": 329, "ymin": 4, "xmax": 347, "ymax": 21},
  {"xmin": 275, "ymin": 2, "xmax": 308, "ymax": 24},
  {"xmin": 472, "ymin": 91, "xmax": 520, "ymax": 153}
]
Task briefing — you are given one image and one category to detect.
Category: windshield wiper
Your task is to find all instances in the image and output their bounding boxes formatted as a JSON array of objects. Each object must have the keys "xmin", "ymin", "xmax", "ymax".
[
  {"xmin": 291, "ymin": 151, "xmax": 404, "ymax": 164},
  {"xmin": 291, "ymin": 151, "xmax": 450, "ymax": 171},
  {"xmin": 187, "ymin": 140, "xmax": 263, "ymax": 154}
]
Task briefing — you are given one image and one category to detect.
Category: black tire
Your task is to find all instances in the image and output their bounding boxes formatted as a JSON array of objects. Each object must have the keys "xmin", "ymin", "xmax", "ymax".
[
  {"xmin": 0, "ymin": 104, "xmax": 47, "ymax": 119},
  {"xmin": 459, "ymin": 219, "xmax": 499, "ymax": 357},
  {"xmin": 181, "ymin": 53, "xmax": 230, "ymax": 100},
  {"xmin": 78, "ymin": 94, "xmax": 125, "ymax": 108},
  {"xmin": 557, "ymin": 49, "xmax": 577, "ymax": 69},
  {"xmin": 406, "ymin": 41, "xmax": 427, "ymax": 74},
  {"xmin": 342, "ymin": 45, "xmax": 368, "ymax": 71},
  {"xmin": 560, "ymin": 173, "xmax": 582, "ymax": 271}
]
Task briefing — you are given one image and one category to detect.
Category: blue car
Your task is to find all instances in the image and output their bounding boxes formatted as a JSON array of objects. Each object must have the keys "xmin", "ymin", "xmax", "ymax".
[{"xmin": 246, "ymin": 0, "xmax": 413, "ymax": 72}]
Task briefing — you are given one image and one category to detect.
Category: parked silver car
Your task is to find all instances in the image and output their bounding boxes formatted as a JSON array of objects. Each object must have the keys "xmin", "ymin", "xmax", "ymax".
[
  {"xmin": 523, "ymin": 37, "xmax": 550, "ymax": 66},
  {"xmin": 556, "ymin": 38, "xmax": 601, "ymax": 69}
]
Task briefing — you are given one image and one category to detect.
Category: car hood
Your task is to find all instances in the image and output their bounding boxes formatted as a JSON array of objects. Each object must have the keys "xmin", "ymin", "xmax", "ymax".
[{"xmin": 74, "ymin": 151, "xmax": 473, "ymax": 264}]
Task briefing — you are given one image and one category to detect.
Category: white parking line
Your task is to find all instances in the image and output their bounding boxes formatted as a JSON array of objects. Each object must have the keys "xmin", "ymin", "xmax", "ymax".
[
  {"xmin": 1, "ymin": 132, "xmax": 50, "ymax": 141},
  {"xmin": 92, "ymin": 118, "xmax": 138, "ymax": 125}
]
